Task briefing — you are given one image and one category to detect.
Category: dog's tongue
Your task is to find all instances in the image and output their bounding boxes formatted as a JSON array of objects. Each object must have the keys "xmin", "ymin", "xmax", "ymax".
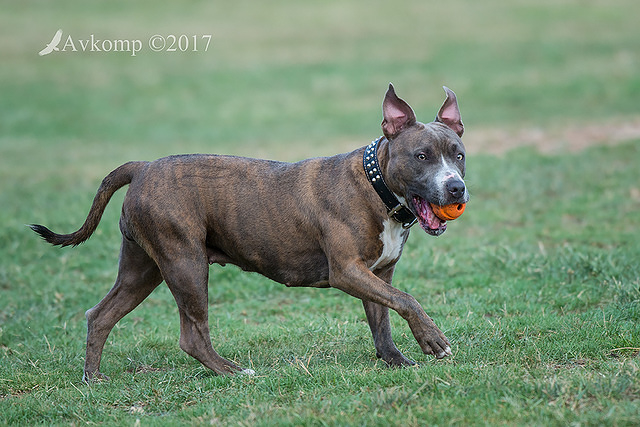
[{"xmin": 413, "ymin": 196, "xmax": 445, "ymax": 233}]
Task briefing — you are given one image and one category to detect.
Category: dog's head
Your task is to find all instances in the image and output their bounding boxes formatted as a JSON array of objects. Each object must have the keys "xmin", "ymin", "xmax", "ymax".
[{"xmin": 380, "ymin": 84, "xmax": 468, "ymax": 236}]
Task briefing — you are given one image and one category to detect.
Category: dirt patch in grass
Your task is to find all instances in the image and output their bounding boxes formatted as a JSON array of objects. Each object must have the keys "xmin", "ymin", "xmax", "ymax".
[{"xmin": 467, "ymin": 117, "xmax": 640, "ymax": 155}]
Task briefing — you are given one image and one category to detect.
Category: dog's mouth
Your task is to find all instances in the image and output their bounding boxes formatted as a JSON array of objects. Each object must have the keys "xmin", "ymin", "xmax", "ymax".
[{"xmin": 412, "ymin": 196, "xmax": 447, "ymax": 236}]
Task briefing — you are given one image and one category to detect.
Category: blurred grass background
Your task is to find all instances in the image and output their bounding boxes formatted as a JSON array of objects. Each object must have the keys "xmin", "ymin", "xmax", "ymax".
[
  {"xmin": 3, "ymin": 0, "xmax": 639, "ymax": 160},
  {"xmin": 1, "ymin": 0, "xmax": 640, "ymax": 425}
]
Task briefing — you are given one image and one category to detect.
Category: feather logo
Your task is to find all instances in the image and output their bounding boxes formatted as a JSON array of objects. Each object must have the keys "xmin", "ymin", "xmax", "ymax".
[{"xmin": 39, "ymin": 29, "xmax": 63, "ymax": 56}]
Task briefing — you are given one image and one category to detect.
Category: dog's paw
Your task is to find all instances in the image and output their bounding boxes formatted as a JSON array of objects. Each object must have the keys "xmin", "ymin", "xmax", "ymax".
[
  {"xmin": 82, "ymin": 371, "xmax": 110, "ymax": 383},
  {"xmin": 377, "ymin": 349, "xmax": 416, "ymax": 368},
  {"xmin": 436, "ymin": 346, "xmax": 452, "ymax": 359}
]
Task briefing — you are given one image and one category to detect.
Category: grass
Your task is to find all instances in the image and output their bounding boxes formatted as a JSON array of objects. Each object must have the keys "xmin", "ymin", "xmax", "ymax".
[{"xmin": 1, "ymin": 0, "xmax": 640, "ymax": 425}]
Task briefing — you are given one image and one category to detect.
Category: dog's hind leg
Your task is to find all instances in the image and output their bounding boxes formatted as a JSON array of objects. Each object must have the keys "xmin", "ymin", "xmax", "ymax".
[
  {"xmin": 83, "ymin": 238, "xmax": 163, "ymax": 382},
  {"xmin": 157, "ymin": 248, "xmax": 243, "ymax": 376}
]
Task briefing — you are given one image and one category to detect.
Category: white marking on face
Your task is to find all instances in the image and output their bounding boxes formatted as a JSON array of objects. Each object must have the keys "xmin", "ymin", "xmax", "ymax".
[
  {"xmin": 435, "ymin": 155, "xmax": 466, "ymax": 201},
  {"xmin": 439, "ymin": 155, "xmax": 461, "ymax": 180},
  {"xmin": 370, "ymin": 219, "xmax": 406, "ymax": 271}
]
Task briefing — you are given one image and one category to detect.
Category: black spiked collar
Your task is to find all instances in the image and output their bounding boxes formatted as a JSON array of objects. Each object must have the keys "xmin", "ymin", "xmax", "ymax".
[{"xmin": 363, "ymin": 137, "xmax": 417, "ymax": 229}]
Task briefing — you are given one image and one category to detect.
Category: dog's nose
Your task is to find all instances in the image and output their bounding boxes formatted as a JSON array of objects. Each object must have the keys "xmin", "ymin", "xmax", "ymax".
[{"xmin": 446, "ymin": 179, "xmax": 466, "ymax": 199}]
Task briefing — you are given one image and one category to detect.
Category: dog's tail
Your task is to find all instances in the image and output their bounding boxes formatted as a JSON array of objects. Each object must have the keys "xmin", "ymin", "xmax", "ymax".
[{"xmin": 29, "ymin": 161, "xmax": 146, "ymax": 247}]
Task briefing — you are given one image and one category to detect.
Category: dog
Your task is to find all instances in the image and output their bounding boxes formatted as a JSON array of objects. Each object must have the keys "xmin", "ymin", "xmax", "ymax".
[{"xmin": 31, "ymin": 84, "xmax": 468, "ymax": 381}]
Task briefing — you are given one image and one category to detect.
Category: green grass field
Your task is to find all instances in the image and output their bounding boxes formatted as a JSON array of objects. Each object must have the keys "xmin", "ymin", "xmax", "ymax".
[{"xmin": 2, "ymin": 1, "xmax": 640, "ymax": 425}]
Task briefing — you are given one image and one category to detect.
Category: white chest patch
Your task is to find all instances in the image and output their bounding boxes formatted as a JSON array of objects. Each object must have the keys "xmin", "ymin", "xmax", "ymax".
[{"xmin": 370, "ymin": 219, "xmax": 407, "ymax": 271}]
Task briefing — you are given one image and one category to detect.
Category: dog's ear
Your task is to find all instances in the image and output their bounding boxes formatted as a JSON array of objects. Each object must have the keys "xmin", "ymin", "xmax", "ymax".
[
  {"xmin": 382, "ymin": 84, "xmax": 416, "ymax": 139},
  {"xmin": 436, "ymin": 86, "xmax": 464, "ymax": 137}
]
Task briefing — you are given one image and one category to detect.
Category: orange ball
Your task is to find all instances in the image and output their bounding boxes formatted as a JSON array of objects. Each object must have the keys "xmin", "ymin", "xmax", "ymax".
[{"xmin": 430, "ymin": 203, "xmax": 466, "ymax": 221}]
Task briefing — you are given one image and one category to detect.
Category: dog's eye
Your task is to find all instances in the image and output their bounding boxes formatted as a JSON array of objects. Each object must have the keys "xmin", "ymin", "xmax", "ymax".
[
  {"xmin": 456, "ymin": 153, "xmax": 464, "ymax": 161},
  {"xmin": 416, "ymin": 153, "xmax": 427, "ymax": 161}
]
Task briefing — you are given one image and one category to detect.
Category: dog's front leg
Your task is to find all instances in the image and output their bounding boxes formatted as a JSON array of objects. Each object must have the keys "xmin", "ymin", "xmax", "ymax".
[
  {"xmin": 363, "ymin": 299, "xmax": 416, "ymax": 367},
  {"xmin": 329, "ymin": 260, "xmax": 451, "ymax": 360},
  {"xmin": 362, "ymin": 266, "xmax": 416, "ymax": 367}
]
